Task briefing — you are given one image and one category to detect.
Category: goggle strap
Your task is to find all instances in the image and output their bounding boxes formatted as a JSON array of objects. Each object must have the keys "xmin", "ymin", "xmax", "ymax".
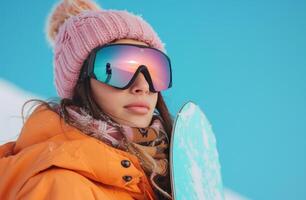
[{"xmin": 79, "ymin": 50, "xmax": 97, "ymax": 82}]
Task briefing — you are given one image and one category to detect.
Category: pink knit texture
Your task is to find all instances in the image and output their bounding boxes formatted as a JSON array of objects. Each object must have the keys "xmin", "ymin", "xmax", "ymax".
[{"xmin": 53, "ymin": 10, "xmax": 165, "ymax": 98}]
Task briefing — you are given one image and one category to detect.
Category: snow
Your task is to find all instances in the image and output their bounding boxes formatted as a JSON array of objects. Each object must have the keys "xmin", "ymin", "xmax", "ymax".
[
  {"xmin": 0, "ymin": 78, "xmax": 250, "ymax": 200},
  {"xmin": 0, "ymin": 78, "xmax": 41, "ymax": 144},
  {"xmin": 224, "ymin": 188, "xmax": 250, "ymax": 200}
]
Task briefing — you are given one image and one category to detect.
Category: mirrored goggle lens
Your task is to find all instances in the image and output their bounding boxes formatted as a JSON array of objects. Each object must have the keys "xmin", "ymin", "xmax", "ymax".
[{"xmin": 93, "ymin": 44, "xmax": 172, "ymax": 92}]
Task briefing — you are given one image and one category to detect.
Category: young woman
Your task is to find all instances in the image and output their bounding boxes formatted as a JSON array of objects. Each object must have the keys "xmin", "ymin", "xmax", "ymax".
[{"xmin": 0, "ymin": 0, "xmax": 173, "ymax": 199}]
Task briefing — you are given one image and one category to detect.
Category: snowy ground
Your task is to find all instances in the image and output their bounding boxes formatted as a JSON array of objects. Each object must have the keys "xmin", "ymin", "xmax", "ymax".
[
  {"xmin": 0, "ymin": 78, "xmax": 250, "ymax": 200},
  {"xmin": 0, "ymin": 79, "xmax": 41, "ymax": 143}
]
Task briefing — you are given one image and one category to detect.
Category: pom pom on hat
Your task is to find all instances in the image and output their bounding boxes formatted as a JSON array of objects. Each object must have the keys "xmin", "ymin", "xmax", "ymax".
[
  {"xmin": 45, "ymin": 0, "xmax": 101, "ymax": 47},
  {"xmin": 45, "ymin": 0, "xmax": 166, "ymax": 99}
]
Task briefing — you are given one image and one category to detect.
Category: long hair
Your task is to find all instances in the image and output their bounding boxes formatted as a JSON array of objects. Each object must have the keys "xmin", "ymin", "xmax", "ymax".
[
  {"xmin": 21, "ymin": 59, "xmax": 174, "ymax": 199},
  {"xmin": 22, "ymin": 69, "xmax": 173, "ymax": 138}
]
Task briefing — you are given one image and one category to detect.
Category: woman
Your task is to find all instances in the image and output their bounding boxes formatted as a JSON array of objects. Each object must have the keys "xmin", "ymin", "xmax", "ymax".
[{"xmin": 0, "ymin": 0, "xmax": 173, "ymax": 199}]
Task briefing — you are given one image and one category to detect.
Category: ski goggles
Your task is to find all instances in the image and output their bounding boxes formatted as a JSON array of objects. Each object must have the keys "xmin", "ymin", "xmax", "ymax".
[{"xmin": 82, "ymin": 43, "xmax": 172, "ymax": 92}]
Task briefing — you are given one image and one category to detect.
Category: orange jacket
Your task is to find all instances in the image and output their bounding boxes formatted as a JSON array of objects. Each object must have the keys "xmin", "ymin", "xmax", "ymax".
[{"xmin": 0, "ymin": 106, "xmax": 157, "ymax": 200}]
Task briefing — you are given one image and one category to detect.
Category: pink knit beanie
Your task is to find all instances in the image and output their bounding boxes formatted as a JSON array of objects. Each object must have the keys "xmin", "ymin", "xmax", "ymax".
[{"xmin": 46, "ymin": 0, "xmax": 166, "ymax": 99}]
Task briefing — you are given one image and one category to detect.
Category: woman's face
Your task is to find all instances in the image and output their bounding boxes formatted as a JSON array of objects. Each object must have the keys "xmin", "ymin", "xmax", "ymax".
[{"xmin": 90, "ymin": 39, "xmax": 158, "ymax": 128}]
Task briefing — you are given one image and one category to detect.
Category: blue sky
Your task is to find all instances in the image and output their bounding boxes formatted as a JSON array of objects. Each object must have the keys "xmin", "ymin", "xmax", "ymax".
[{"xmin": 1, "ymin": 0, "xmax": 306, "ymax": 199}]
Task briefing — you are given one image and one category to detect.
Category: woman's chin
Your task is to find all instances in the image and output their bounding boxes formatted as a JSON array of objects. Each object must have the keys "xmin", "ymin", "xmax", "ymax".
[
  {"xmin": 107, "ymin": 110, "xmax": 153, "ymax": 128},
  {"xmin": 118, "ymin": 115, "xmax": 151, "ymax": 128}
]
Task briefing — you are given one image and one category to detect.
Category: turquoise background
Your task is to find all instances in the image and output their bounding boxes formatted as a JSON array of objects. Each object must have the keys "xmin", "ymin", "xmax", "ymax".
[{"xmin": 1, "ymin": 0, "xmax": 305, "ymax": 199}]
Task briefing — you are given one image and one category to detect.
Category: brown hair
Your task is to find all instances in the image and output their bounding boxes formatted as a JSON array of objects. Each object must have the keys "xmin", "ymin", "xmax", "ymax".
[{"xmin": 22, "ymin": 59, "xmax": 174, "ymax": 199}]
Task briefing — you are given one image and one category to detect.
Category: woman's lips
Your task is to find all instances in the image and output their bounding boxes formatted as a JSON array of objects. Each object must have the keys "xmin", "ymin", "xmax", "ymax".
[
  {"xmin": 124, "ymin": 106, "xmax": 149, "ymax": 114},
  {"xmin": 124, "ymin": 103, "xmax": 150, "ymax": 115}
]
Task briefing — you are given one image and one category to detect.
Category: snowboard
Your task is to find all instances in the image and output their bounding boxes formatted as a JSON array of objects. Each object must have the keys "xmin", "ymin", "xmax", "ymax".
[{"xmin": 169, "ymin": 101, "xmax": 224, "ymax": 200}]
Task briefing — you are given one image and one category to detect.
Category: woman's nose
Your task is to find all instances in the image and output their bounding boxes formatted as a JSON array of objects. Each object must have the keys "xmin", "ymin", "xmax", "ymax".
[{"xmin": 130, "ymin": 73, "xmax": 150, "ymax": 94}]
